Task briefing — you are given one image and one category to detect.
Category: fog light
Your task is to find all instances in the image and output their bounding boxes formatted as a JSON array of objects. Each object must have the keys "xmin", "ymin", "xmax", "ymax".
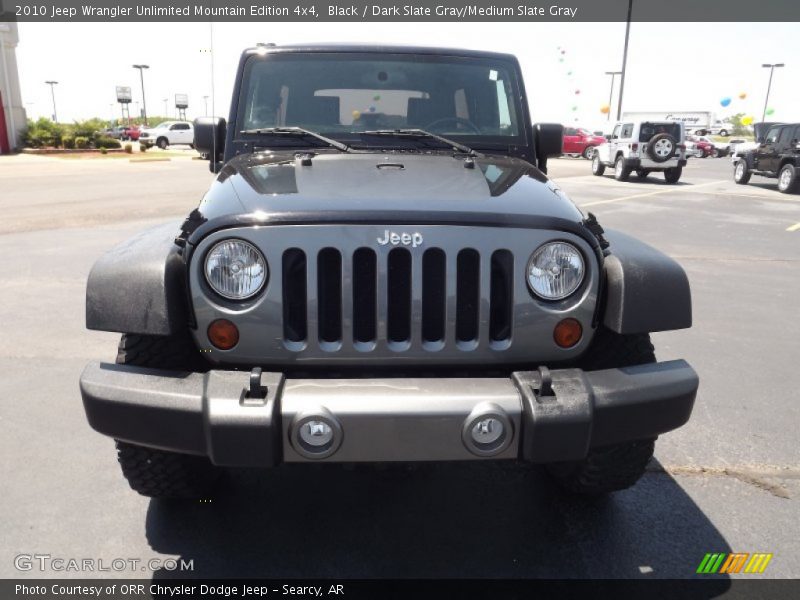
[
  {"xmin": 462, "ymin": 403, "xmax": 513, "ymax": 457},
  {"xmin": 208, "ymin": 318, "xmax": 239, "ymax": 350},
  {"xmin": 290, "ymin": 408, "xmax": 343, "ymax": 459},
  {"xmin": 553, "ymin": 318, "xmax": 582, "ymax": 348}
]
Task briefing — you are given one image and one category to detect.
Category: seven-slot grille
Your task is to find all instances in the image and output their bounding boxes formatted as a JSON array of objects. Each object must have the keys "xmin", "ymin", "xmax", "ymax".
[{"xmin": 281, "ymin": 246, "xmax": 515, "ymax": 352}]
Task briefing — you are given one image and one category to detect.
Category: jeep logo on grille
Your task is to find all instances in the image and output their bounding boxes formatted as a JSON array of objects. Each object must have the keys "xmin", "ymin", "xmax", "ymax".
[{"xmin": 377, "ymin": 230, "xmax": 424, "ymax": 248}]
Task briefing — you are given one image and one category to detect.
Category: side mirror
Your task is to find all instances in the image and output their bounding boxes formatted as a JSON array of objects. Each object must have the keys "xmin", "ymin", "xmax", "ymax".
[
  {"xmin": 193, "ymin": 117, "xmax": 226, "ymax": 172},
  {"xmin": 604, "ymin": 134, "xmax": 612, "ymax": 141},
  {"xmin": 533, "ymin": 123, "xmax": 563, "ymax": 174}
]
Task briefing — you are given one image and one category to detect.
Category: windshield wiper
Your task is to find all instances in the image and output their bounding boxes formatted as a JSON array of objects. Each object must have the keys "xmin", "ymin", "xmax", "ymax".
[
  {"xmin": 359, "ymin": 129, "xmax": 477, "ymax": 156},
  {"xmin": 240, "ymin": 126, "xmax": 350, "ymax": 152}
]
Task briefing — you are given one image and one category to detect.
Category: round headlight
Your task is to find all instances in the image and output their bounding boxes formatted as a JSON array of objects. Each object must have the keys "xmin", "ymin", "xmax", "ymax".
[
  {"xmin": 204, "ymin": 239, "xmax": 267, "ymax": 300},
  {"xmin": 526, "ymin": 242, "xmax": 585, "ymax": 300}
]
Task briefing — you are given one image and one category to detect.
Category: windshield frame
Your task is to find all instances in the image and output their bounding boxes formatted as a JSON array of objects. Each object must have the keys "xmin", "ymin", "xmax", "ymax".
[{"xmin": 233, "ymin": 51, "xmax": 529, "ymax": 153}]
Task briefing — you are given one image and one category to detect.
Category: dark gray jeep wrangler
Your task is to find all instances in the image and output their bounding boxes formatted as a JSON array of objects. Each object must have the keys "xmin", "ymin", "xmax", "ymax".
[{"xmin": 79, "ymin": 44, "xmax": 698, "ymax": 498}]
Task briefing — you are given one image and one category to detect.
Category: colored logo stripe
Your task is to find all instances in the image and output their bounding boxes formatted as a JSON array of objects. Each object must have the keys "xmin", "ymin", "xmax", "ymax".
[{"xmin": 697, "ymin": 553, "xmax": 773, "ymax": 574}]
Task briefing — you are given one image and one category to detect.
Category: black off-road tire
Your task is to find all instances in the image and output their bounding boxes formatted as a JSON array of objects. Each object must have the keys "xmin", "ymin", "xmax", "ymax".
[
  {"xmin": 547, "ymin": 439, "xmax": 656, "ymax": 495},
  {"xmin": 545, "ymin": 327, "xmax": 657, "ymax": 494},
  {"xmin": 116, "ymin": 441, "xmax": 219, "ymax": 499},
  {"xmin": 114, "ymin": 333, "xmax": 219, "ymax": 498},
  {"xmin": 614, "ymin": 155, "xmax": 631, "ymax": 181},
  {"xmin": 664, "ymin": 167, "xmax": 682, "ymax": 184},
  {"xmin": 734, "ymin": 159, "xmax": 751, "ymax": 184},
  {"xmin": 591, "ymin": 154, "xmax": 606, "ymax": 176}
]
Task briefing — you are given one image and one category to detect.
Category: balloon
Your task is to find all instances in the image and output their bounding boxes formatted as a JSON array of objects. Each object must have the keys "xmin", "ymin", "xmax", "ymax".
[
  {"xmin": 741, "ymin": 115, "xmax": 754, "ymax": 125},
  {"xmin": 720, "ymin": 97, "xmax": 731, "ymax": 107},
  {"xmin": 368, "ymin": 105, "xmax": 376, "ymax": 113},
  {"xmin": 561, "ymin": 50, "xmax": 566, "ymax": 55},
  {"xmin": 558, "ymin": 58, "xmax": 564, "ymax": 63},
  {"xmin": 373, "ymin": 95, "xmax": 381, "ymax": 101},
  {"xmin": 571, "ymin": 105, "xmax": 578, "ymax": 111},
  {"xmin": 738, "ymin": 92, "xmax": 747, "ymax": 100},
  {"xmin": 766, "ymin": 107, "xmax": 775, "ymax": 116},
  {"xmin": 574, "ymin": 89, "xmax": 581, "ymax": 95},
  {"xmin": 600, "ymin": 104, "xmax": 610, "ymax": 114},
  {"xmin": 351, "ymin": 110, "xmax": 361, "ymax": 120},
  {"xmin": 567, "ymin": 71, "xmax": 573, "ymax": 76}
]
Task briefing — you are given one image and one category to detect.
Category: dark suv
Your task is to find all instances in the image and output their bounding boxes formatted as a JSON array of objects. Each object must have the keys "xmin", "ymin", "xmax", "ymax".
[
  {"xmin": 79, "ymin": 44, "xmax": 697, "ymax": 499},
  {"xmin": 734, "ymin": 123, "xmax": 800, "ymax": 193}
]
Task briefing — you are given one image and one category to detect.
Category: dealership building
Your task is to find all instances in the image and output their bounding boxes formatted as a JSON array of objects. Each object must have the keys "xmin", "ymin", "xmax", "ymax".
[{"xmin": 0, "ymin": 22, "xmax": 25, "ymax": 152}]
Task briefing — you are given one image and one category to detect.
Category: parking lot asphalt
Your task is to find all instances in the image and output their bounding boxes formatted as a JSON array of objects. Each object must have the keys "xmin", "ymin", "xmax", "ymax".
[{"xmin": 1, "ymin": 153, "xmax": 798, "ymax": 580}]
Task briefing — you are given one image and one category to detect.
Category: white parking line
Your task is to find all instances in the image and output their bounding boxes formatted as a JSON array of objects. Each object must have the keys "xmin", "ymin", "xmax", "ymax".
[
  {"xmin": 578, "ymin": 180, "xmax": 726, "ymax": 207},
  {"xmin": 787, "ymin": 222, "xmax": 800, "ymax": 232}
]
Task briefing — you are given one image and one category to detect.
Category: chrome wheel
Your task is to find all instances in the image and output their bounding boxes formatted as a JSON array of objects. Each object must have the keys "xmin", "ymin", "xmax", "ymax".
[
  {"xmin": 779, "ymin": 167, "xmax": 792, "ymax": 191},
  {"xmin": 735, "ymin": 162, "xmax": 745, "ymax": 180}
]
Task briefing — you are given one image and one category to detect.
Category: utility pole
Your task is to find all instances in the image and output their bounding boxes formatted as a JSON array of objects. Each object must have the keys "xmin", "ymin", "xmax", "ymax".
[
  {"xmin": 761, "ymin": 63, "xmax": 784, "ymax": 122},
  {"xmin": 604, "ymin": 71, "xmax": 621, "ymax": 121},
  {"xmin": 44, "ymin": 80, "xmax": 58, "ymax": 122},
  {"xmin": 132, "ymin": 64, "xmax": 149, "ymax": 125},
  {"xmin": 616, "ymin": 0, "xmax": 633, "ymax": 121}
]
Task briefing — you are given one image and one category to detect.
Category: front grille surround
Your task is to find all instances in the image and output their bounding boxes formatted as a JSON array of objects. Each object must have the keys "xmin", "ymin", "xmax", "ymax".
[{"xmin": 189, "ymin": 225, "xmax": 599, "ymax": 367}]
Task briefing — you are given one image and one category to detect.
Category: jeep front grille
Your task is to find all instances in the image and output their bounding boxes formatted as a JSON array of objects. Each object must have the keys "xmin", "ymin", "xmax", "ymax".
[
  {"xmin": 279, "ymin": 246, "xmax": 515, "ymax": 351},
  {"xmin": 190, "ymin": 225, "xmax": 599, "ymax": 366}
]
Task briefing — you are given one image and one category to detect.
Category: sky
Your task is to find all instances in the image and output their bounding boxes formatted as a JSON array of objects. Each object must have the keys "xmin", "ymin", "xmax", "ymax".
[{"xmin": 15, "ymin": 21, "xmax": 800, "ymax": 131}]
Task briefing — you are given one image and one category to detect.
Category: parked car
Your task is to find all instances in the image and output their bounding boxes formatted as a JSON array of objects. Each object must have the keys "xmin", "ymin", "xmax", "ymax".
[
  {"xmin": 80, "ymin": 44, "xmax": 697, "ymax": 499},
  {"xmin": 123, "ymin": 125, "xmax": 140, "ymax": 141},
  {"xmin": 734, "ymin": 122, "xmax": 800, "ymax": 193},
  {"xmin": 686, "ymin": 134, "xmax": 714, "ymax": 158},
  {"xmin": 562, "ymin": 126, "xmax": 606, "ymax": 159},
  {"xmin": 138, "ymin": 121, "xmax": 194, "ymax": 149},
  {"xmin": 592, "ymin": 120, "xmax": 687, "ymax": 183},
  {"xmin": 101, "ymin": 126, "xmax": 127, "ymax": 140}
]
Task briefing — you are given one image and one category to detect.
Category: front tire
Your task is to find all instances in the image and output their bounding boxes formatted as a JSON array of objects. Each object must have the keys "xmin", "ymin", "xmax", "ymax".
[
  {"xmin": 734, "ymin": 160, "xmax": 751, "ymax": 184},
  {"xmin": 157, "ymin": 137, "xmax": 169, "ymax": 150},
  {"xmin": 113, "ymin": 333, "xmax": 219, "ymax": 498},
  {"xmin": 777, "ymin": 163, "xmax": 799, "ymax": 194},
  {"xmin": 546, "ymin": 327, "xmax": 657, "ymax": 495},
  {"xmin": 719, "ymin": 129, "xmax": 728, "ymax": 137},
  {"xmin": 582, "ymin": 145, "xmax": 596, "ymax": 160},
  {"xmin": 591, "ymin": 154, "xmax": 606, "ymax": 176},
  {"xmin": 614, "ymin": 155, "xmax": 631, "ymax": 181}
]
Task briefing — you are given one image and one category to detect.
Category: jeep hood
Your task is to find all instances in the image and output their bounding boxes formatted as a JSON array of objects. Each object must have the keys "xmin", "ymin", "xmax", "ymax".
[{"xmin": 193, "ymin": 151, "xmax": 586, "ymax": 234}]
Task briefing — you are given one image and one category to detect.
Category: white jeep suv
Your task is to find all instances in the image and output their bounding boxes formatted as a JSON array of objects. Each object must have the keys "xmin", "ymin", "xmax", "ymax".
[
  {"xmin": 139, "ymin": 121, "xmax": 194, "ymax": 149},
  {"xmin": 592, "ymin": 121, "xmax": 687, "ymax": 183}
]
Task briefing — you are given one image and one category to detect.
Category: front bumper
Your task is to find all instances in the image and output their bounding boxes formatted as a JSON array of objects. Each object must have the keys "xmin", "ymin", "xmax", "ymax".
[{"xmin": 80, "ymin": 361, "xmax": 698, "ymax": 466}]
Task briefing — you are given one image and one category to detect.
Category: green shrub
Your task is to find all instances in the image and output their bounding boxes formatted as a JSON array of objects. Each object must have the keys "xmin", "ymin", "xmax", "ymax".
[
  {"xmin": 71, "ymin": 118, "xmax": 109, "ymax": 140},
  {"xmin": 62, "ymin": 136, "xmax": 75, "ymax": 149},
  {"xmin": 124, "ymin": 143, "xmax": 133, "ymax": 154},
  {"xmin": 94, "ymin": 136, "xmax": 121, "ymax": 149},
  {"xmin": 100, "ymin": 148, "xmax": 108, "ymax": 155},
  {"xmin": 139, "ymin": 143, "xmax": 147, "ymax": 152},
  {"xmin": 74, "ymin": 136, "xmax": 89, "ymax": 149},
  {"xmin": 23, "ymin": 117, "xmax": 65, "ymax": 148}
]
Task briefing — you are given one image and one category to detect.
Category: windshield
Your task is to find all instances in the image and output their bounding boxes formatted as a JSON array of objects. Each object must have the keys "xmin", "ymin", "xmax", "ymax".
[{"xmin": 237, "ymin": 52, "xmax": 524, "ymax": 149}]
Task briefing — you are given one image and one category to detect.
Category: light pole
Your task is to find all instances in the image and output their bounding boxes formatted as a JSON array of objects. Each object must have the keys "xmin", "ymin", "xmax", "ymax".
[
  {"xmin": 132, "ymin": 64, "xmax": 150, "ymax": 125},
  {"xmin": 163, "ymin": 98, "xmax": 168, "ymax": 118},
  {"xmin": 761, "ymin": 63, "xmax": 784, "ymax": 122},
  {"xmin": 604, "ymin": 71, "xmax": 621, "ymax": 121},
  {"xmin": 616, "ymin": 0, "xmax": 633, "ymax": 121},
  {"xmin": 45, "ymin": 81, "xmax": 58, "ymax": 122},
  {"xmin": 203, "ymin": 95, "xmax": 209, "ymax": 116}
]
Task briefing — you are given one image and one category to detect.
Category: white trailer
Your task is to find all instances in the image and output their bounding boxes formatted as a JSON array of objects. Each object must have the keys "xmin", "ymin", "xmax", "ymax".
[{"xmin": 621, "ymin": 111, "xmax": 732, "ymax": 136}]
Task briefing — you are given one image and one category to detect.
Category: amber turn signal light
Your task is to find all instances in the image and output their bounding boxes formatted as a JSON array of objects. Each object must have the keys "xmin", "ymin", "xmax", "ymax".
[
  {"xmin": 553, "ymin": 318, "xmax": 582, "ymax": 348},
  {"xmin": 208, "ymin": 319, "xmax": 240, "ymax": 350}
]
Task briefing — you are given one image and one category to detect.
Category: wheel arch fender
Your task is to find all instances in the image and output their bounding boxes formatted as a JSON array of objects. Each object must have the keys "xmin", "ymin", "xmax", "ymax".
[
  {"xmin": 601, "ymin": 229, "xmax": 692, "ymax": 334},
  {"xmin": 86, "ymin": 221, "xmax": 190, "ymax": 335}
]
